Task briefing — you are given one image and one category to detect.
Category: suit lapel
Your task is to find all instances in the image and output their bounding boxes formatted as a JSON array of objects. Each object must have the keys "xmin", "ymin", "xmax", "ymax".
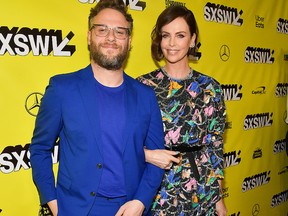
[
  {"xmin": 78, "ymin": 65, "xmax": 103, "ymax": 154},
  {"xmin": 122, "ymin": 74, "xmax": 137, "ymax": 153},
  {"xmin": 77, "ymin": 68, "xmax": 137, "ymax": 155}
]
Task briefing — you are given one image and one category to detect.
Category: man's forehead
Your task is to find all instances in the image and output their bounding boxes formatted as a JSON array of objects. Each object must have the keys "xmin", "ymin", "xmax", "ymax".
[{"xmin": 93, "ymin": 8, "xmax": 128, "ymax": 26}]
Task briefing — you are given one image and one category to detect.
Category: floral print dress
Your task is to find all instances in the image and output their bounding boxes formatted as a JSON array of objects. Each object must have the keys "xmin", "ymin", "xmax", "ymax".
[{"xmin": 137, "ymin": 68, "xmax": 226, "ymax": 216}]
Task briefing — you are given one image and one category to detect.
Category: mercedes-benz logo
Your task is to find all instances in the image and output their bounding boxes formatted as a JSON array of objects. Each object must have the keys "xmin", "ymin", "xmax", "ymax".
[
  {"xmin": 252, "ymin": 203, "xmax": 260, "ymax": 216},
  {"xmin": 219, "ymin": 45, "xmax": 230, "ymax": 61},
  {"xmin": 25, "ymin": 92, "xmax": 43, "ymax": 116}
]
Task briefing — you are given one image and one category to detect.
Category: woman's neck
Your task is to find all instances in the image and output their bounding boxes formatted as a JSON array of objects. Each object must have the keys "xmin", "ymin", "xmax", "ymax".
[{"xmin": 163, "ymin": 62, "xmax": 192, "ymax": 80}]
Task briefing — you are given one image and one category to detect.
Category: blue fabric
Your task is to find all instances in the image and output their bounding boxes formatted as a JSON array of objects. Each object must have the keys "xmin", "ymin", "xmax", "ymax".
[
  {"xmin": 95, "ymin": 79, "xmax": 126, "ymax": 197},
  {"xmin": 87, "ymin": 196, "xmax": 127, "ymax": 216},
  {"xmin": 30, "ymin": 65, "xmax": 165, "ymax": 216}
]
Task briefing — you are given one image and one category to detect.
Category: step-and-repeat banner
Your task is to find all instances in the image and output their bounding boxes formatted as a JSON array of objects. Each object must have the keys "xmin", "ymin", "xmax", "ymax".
[{"xmin": 1, "ymin": 0, "xmax": 288, "ymax": 215}]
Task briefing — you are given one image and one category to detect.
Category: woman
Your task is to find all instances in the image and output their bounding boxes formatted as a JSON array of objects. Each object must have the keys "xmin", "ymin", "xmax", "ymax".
[{"xmin": 140, "ymin": 5, "xmax": 227, "ymax": 216}]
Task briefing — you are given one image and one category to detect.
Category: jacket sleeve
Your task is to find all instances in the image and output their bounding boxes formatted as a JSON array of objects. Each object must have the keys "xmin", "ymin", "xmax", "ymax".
[
  {"xmin": 208, "ymin": 83, "xmax": 226, "ymax": 180},
  {"xmin": 29, "ymin": 76, "xmax": 63, "ymax": 205},
  {"xmin": 133, "ymin": 90, "xmax": 165, "ymax": 215}
]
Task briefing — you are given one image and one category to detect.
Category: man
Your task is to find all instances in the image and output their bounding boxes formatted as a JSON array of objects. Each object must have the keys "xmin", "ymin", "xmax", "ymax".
[{"xmin": 30, "ymin": 0, "xmax": 164, "ymax": 215}]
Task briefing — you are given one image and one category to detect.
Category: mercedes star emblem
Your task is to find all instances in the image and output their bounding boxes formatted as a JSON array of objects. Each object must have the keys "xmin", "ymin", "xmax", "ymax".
[
  {"xmin": 25, "ymin": 92, "xmax": 43, "ymax": 116},
  {"xmin": 220, "ymin": 45, "xmax": 230, "ymax": 61}
]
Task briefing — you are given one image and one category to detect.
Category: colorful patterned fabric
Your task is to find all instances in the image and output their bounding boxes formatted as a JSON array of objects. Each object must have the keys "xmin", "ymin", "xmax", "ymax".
[
  {"xmin": 38, "ymin": 204, "xmax": 53, "ymax": 216},
  {"xmin": 137, "ymin": 68, "xmax": 226, "ymax": 216}
]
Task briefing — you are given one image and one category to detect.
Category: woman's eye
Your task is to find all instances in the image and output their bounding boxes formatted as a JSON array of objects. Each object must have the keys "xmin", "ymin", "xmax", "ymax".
[{"xmin": 177, "ymin": 34, "xmax": 185, "ymax": 38}]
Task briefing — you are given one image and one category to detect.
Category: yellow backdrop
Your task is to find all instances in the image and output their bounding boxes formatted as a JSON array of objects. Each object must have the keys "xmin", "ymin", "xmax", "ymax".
[{"xmin": 1, "ymin": 0, "xmax": 288, "ymax": 215}]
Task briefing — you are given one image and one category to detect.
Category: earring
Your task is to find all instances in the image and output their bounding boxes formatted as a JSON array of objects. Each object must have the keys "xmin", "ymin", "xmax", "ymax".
[
  {"xmin": 188, "ymin": 42, "xmax": 202, "ymax": 60},
  {"xmin": 188, "ymin": 46, "xmax": 195, "ymax": 56}
]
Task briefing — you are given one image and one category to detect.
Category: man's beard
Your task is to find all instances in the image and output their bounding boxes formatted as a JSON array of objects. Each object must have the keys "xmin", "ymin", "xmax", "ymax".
[{"xmin": 90, "ymin": 41, "xmax": 129, "ymax": 70}]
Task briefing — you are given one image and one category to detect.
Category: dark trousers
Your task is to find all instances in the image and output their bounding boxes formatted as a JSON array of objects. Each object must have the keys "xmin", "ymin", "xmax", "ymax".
[{"xmin": 87, "ymin": 196, "xmax": 127, "ymax": 216}]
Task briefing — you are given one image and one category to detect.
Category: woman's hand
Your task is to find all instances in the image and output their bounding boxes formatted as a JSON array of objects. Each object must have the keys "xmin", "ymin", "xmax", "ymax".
[
  {"xmin": 216, "ymin": 198, "xmax": 227, "ymax": 216},
  {"xmin": 144, "ymin": 148, "xmax": 180, "ymax": 169},
  {"xmin": 216, "ymin": 180, "xmax": 227, "ymax": 216}
]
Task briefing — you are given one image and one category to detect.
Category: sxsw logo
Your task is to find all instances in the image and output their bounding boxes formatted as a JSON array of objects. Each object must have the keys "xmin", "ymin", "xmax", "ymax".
[
  {"xmin": 224, "ymin": 150, "xmax": 241, "ymax": 168},
  {"xmin": 0, "ymin": 26, "xmax": 76, "ymax": 56},
  {"xmin": 204, "ymin": 2, "xmax": 243, "ymax": 26},
  {"xmin": 221, "ymin": 84, "xmax": 243, "ymax": 101},
  {"xmin": 273, "ymin": 139, "xmax": 286, "ymax": 154},
  {"xmin": 275, "ymin": 83, "xmax": 288, "ymax": 97},
  {"xmin": 0, "ymin": 144, "xmax": 31, "ymax": 173},
  {"xmin": 78, "ymin": 0, "xmax": 146, "ymax": 11},
  {"xmin": 276, "ymin": 18, "xmax": 288, "ymax": 34},
  {"xmin": 271, "ymin": 189, "xmax": 288, "ymax": 208},
  {"xmin": 244, "ymin": 46, "xmax": 274, "ymax": 64},
  {"xmin": 0, "ymin": 143, "xmax": 59, "ymax": 174},
  {"xmin": 242, "ymin": 171, "xmax": 271, "ymax": 192},
  {"xmin": 243, "ymin": 112, "xmax": 273, "ymax": 130}
]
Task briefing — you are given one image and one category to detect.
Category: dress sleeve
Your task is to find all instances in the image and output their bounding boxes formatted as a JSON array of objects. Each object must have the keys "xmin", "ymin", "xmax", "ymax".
[{"xmin": 207, "ymin": 83, "xmax": 226, "ymax": 180}]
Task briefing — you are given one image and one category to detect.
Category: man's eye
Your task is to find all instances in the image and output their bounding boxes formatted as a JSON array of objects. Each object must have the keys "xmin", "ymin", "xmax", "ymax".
[
  {"xmin": 98, "ymin": 28, "xmax": 107, "ymax": 32},
  {"xmin": 116, "ymin": 30, "xmax": 125, "ymax": 35}
]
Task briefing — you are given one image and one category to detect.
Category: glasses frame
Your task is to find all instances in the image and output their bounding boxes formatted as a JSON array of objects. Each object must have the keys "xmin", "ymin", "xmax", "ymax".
[{"xmin": 90, "ymin": 24, "xmax": 131, "ymax": 40}]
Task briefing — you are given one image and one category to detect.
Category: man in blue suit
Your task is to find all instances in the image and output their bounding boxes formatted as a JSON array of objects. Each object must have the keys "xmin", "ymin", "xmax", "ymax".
[{"xmin": 29, "ymin": 0, "xmax": 164, "ymax": 215}]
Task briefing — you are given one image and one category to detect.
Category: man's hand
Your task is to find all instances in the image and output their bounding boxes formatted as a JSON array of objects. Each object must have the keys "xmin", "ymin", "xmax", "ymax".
[
  {"xmin": 47, "ymin": 199, "xmax": 58, "ymax": 216},
  {"xmin": 115, "ymin": 200, "xmax": 145, "ymax": 216},
  {"xmin": 144, "ymin": 149, "xmax": 180, "ymax": 169}
]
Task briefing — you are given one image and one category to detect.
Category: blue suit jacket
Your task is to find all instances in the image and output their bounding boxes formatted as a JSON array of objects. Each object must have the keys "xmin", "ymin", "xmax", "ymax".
[{"xmin": 30, "ymin": 65, "xmax": 164, "ymax": 215}]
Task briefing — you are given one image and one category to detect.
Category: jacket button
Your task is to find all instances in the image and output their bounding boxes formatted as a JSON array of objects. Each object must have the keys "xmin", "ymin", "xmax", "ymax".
[
  {"xmin": 90, "ymin": 191, "xmax": 96, "ymax": 196},
  {"xmin": 97, "ymin": 163, "xmax": 102, "ymax": 169}
]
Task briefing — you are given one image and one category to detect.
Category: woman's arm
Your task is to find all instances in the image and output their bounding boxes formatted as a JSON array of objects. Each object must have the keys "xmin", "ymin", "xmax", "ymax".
[
  {"xmin": 216, "ymin": 180, "xmax": 227, "ymax": 216},
  {"xmin": 144, "ymin": 148, "xmax": 180, "ymax": 169}
]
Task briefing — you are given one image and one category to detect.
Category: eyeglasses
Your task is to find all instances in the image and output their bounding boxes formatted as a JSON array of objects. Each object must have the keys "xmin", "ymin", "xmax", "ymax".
[{"xmin": 90, "ymin": 24, "xmax": 130, "ymax": 40}]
